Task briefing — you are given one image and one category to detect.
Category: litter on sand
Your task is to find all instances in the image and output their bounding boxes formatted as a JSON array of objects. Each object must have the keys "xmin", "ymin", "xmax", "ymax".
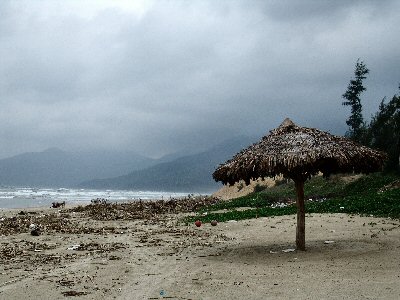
[
  {"xmin": 67, "ymin": 244, "xmax": 81, "ymax": 251},
  {"xmin": 282, "ymin": 248, "xmax": 296, "ymax": 253}
]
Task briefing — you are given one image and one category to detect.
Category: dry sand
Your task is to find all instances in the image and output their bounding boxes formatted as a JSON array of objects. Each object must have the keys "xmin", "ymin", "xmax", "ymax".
[
  {"xmin": 212, "ymin": 174, "xmax": 363, "ymax": 201},
  {"xmin": 212, "ymin": 178, "xmax": 278, "ymax": 200},
  {"xmin": 1, "ymin": 206, "xmax": 399, "ymax": 300}
]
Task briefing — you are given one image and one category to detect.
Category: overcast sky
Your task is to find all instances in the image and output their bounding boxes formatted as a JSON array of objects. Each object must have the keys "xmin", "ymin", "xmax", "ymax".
[{"xmin": 0, "ymin": 0, "xmax": 399, "ymax": 159}]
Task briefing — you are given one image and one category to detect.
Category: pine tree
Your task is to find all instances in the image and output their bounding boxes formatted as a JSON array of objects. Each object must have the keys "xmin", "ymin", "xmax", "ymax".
[
  {"xmin": 342, "ymin": 59, "xmax": 369, "ymax": 144},
  {"xmin": 369, "ymin": 88, "xmax": 400, "ymax": 171}
]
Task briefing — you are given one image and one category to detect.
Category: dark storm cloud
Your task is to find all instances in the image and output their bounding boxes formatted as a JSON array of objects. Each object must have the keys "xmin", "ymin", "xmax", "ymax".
[{"xmin": 0, "ymin": 0, "xmax": 399, "ymax": 158}]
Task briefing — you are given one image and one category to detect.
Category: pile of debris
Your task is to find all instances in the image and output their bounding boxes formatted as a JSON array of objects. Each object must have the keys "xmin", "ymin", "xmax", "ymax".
[
  {"xmin": 0, "ymin": 212, "xmax": 127, "ymax": 236},
  {"xmin": 69, "ymin": 196, "xmax": 221, "ymax": 221},
  {"xmin": 0, "ymin": 213, "xmax": 75, "ymax": 236}
]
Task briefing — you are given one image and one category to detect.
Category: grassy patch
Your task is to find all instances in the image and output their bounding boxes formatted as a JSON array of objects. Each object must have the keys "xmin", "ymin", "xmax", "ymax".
[{"xmin": 185, "ymin": 173, "xmax": 400, "ymax": 224}]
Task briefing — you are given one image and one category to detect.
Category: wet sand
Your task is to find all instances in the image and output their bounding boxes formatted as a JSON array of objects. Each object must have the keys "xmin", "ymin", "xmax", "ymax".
[{"xmin": 1, "ymin": 204, "xmax": 399, "ymax": 300}]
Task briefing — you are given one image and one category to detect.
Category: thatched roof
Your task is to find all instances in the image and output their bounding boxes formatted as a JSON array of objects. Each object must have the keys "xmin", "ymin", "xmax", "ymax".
[{"xmin": 213, "ymin": 118, "xmax": 387, "ymax": 185}]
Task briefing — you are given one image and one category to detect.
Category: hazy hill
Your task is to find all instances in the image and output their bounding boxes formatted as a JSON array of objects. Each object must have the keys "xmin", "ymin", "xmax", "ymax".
[
  {"xmin": 0, "ymin": 135, "xmax": 258, "ymax": 191},
  {"xmin": 79, "ymin": 136, "xmax": 257, "ymax": 193},
  {"xmin": 0, "ymin": 148, "xmax": 156, "ymax": 187}
]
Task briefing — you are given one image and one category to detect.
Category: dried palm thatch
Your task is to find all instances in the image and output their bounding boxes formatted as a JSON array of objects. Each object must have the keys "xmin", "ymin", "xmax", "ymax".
[
  {"xmin": 213, "ymin": 118, "xmax": 387, "ymax": 185},
  {"xmin": 213, "ymin": 118, "xmax": 387, "ymax": 250}
]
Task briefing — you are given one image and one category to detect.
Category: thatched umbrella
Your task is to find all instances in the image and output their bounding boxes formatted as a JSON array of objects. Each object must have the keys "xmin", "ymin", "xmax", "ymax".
[{"xmin": 213, "ymin": 118, "xmax": 387, "ymax": 250}]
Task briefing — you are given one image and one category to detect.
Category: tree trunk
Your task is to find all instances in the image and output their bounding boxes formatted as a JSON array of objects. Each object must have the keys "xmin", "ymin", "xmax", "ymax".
[
  {"xmin": 397, "ymin": 132, "xmax": 400, "ymax": 170},
  {"xmin": 295, "ymin": 180, "xmax": 306, "ymax": 251}
]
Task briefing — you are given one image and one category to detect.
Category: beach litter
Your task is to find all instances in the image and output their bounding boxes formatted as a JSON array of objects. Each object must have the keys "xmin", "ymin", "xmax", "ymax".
[
  {"xmin": 29, "ymin": 224, "xmax": 41, "ymax": 236},
  {"xmin": 30, "ymin": 229, "xmax": 41, "ymax": 236},
  {"xmin": 282, "ymin": 248, "xmax": 296, "ymax": 253},
  {"xmin": 324, "ymin": 240, "xmax": 335, "ymax": 244},
  {"xmin": 61, "ymin": 291, "xmax": 88, "ymax": 297},
  {"xmin": 67, "ymin": 245, "xmax": 81, "ymax": 251}
]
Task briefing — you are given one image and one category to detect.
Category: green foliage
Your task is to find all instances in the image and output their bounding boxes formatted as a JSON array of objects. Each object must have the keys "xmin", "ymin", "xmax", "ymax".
[
  {"xmin": 303, "ymin": 175, "xmax": 348, "ymax": 197},
  {"xmin": 341, "ymin": 172, "xmax": 398, "ymax": 195},
  {"xmin": 340, "ymin": 60, "xmax": 399, "ymax": 170},
  {"xmin": 186, "ymin": 206, "xmax": 297, "ymax": 223},
  {"xmin": 253, "ymin": 183, "xmax": 265, "ymax": 193},
  {"xmin": 202, "ymin": 175, "xmax": 347, "ymax": 212},
  {"xmin": 368, "ymin": 90, "xmax": 400, "ymax": 171},
  {"xmin": 337, "ymin": 189, "xmax": 400, "ymax": 218},
  {"xmin": 185, "ymin": 173, "xmax": 400, "ymax": 224},
  {"xmin": 342, "ymin": 59, "xmax": 369, "ymax": 144}
]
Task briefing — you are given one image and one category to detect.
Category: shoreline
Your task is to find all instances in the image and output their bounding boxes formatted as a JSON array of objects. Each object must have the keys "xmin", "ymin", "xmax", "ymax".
[
  {"xmin": 1, "ymin": 202, "xmax": 399, "ymax": 299},
  {"xmin": 0, "ymin": 187, "xmax": 196, "ymax": 210}
]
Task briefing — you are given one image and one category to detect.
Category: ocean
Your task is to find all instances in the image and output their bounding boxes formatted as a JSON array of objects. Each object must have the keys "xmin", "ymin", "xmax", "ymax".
[{"xmin": 0, "ymin": 187, "xmax": 190, "ymax": 209}]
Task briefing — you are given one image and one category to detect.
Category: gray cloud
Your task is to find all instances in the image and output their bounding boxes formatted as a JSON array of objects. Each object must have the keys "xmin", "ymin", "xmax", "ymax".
[{"xmin": 0, "ymin": 0, "xmax": 399, "ymax": 158}]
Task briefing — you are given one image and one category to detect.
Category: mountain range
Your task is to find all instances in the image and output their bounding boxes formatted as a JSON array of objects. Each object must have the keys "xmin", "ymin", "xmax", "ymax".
[
  {"xmin": 0, "ymin": 148, "xmax": 156, "ymax": 188},
  {"xmin": 0, "ymin": 136, "xmax": 257, "ymax": 193}
]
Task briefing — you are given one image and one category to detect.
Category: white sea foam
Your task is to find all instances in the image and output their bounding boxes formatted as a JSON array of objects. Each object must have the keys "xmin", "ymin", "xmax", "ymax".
[{"xmin": 0, "ymin": 187, "xmax": 189, "ymax": 209}]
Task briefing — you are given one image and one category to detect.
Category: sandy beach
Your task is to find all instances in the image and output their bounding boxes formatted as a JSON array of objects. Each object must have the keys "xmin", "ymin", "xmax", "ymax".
[{"xmin": 1, "ymin": 203, "xmax": 399, "ymax": 300}]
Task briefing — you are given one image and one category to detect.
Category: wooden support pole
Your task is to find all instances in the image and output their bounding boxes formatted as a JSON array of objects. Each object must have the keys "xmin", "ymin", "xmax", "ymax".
[{"xmin": 295, "ymin": 179, "xmax": 306, "ymax": 251}]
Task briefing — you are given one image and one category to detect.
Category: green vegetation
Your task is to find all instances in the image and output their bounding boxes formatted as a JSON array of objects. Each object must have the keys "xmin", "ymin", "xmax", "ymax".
[
  {"xmin": 185, "ymin": 173, "xmax": 400, "ymax": 223},
  {"xmin": 187, "ymin": 60, "xmax": 400, "ymax": 224},
  {"xmin": 368, "ymin": 90, "xmax": 400, "ymax": 171},
  {"xmin": 342, "ymin": 59, "xmax": 369, "ymax": 144},
  {"xmin": 341, "ymin": 59, "xmax": 399, "ymax": 171}
]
